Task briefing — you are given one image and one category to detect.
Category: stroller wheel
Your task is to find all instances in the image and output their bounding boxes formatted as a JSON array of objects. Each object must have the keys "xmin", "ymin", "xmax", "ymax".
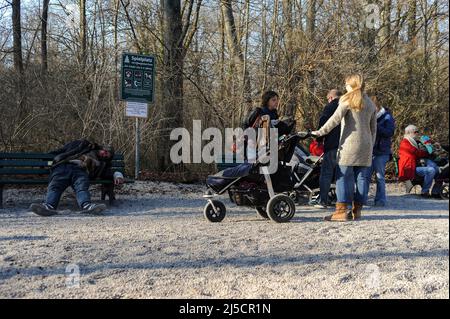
[
  {"xmin": 255, "ymin": 207, "xmax": 269, "ymax": 219},
  {"xmin": 441, "ymin": 184, "xmax": 449, "ymax": 200},
  {"xmin": 266, "ymin": 194, "xmax": 296, "ymax": 223},
  {"xmin": 203, "ymin": 200, "xmax": 226, "ymax": 222}
]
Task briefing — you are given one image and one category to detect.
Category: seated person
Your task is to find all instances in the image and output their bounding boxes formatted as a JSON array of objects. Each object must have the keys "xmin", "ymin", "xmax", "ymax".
[
  {"xmin": 398, "ymin": 125, "xmax": 439, "ymax": 198},
  {"xmin": 30, "ymin": 139, "xmax": 124, "ymax": 216}
]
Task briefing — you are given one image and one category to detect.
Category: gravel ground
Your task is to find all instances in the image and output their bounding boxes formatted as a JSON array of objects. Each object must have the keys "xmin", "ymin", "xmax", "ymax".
[{"xmin": 0, "ymin": 181, "xmax": 448, "ymax": 299}]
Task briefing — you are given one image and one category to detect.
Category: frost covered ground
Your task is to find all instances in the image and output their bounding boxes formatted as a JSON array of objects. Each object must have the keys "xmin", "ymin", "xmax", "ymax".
[{"xmin": 0, "ymin": 182, "xmax": 448, "ymax": 299}]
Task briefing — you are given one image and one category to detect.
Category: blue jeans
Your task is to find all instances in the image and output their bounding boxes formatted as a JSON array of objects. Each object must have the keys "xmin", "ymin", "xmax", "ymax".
[
  {"xmin": 319, "ymin": 149, "xmax": 337, "ymax": 204},
  {"xmin": 46, "ymin": 164, "xmax": 90, "ymax": 208},
  {"xmin": 336, "ymin": 165, "xmax": 370, "ymax": 204},
  {"xmin": 416, "ymin": 159, "xmax": 439, "ymax": 194},
  {"xmin": 369, "ymin": 154, "xmax": 390, "ymax": 205}
]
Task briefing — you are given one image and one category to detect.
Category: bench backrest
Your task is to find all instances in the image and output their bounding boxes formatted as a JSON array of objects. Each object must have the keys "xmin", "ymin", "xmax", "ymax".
[{"xmin": 0, "ymin": 153, "xmax": 125, "ymax": 177}]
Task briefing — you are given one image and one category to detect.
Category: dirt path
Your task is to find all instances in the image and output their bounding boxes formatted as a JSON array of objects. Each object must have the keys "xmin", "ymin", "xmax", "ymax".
[{"xmin": 0, "ymin": 182, "xmax": 448, "ymax": 298}]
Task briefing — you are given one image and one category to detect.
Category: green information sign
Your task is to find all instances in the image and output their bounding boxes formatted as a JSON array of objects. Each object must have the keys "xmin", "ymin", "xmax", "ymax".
[{"xmin": 121, "ymin": 53, "xmax": 155, "ymax": 103}]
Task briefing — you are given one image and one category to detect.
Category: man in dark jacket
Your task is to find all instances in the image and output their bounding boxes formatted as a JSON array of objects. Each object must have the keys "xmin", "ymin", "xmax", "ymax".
[
  {"xmin": 369, "ymin": 95, "xmax": 395, "ymax": 206},
  {"xmin": 30, "ymin": 139, "xmax": 124, "ymax": 216},
  {"xmin": 311, "ymin": 89, "xmax": 342, "ymax": 208}
]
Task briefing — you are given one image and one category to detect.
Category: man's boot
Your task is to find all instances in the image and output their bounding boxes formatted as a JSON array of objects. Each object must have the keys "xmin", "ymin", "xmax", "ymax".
[
  {"xmin": 351, "ymin": 201, "xmax": 363, "ymax": 220},
  {"xmin": 324, "ymin": 202, "xmax": 351, "ymax": 222}
]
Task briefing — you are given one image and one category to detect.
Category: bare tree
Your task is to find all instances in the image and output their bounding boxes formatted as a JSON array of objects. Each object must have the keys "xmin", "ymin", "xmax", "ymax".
[
  {"xmin": 407, "ymin": 0, "xmax": 417, "ymax": 44},
  {"xmin": 41, "ymin": 0, "xmax": 49, "ymax": 74},
  {"xmin": 156, "ymin": 0, "xmax": 202, "ymax": 170},
  {"xmin": 12, "ymin": 0, "xmax": 23, "ymax": 73},
  {"xmin": 306, "ymin": 0, "xmax": 316, "ymax": 41},
  {"xmin": 380, "ymin": 0, "xmax": 392, "ymax": 54},
  {"xmin": 282, "ymin": 0, "xmax": 298, "ymax": 117},
  {"xmin": 79, "ymin": 0, "xmax": 87, "ymax": 68},
  {"xmin": 220, "ymin": 0, "xmax": 251, "ymax": 122}
]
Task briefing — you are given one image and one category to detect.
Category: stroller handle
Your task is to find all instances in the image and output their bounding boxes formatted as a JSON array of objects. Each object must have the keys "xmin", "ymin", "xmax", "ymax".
[{"xmin": 296, "ymin": 130, "xmax": 317, "ymax": 139}]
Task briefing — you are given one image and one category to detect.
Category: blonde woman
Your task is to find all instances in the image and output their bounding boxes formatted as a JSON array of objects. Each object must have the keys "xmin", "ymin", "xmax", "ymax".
[{"xmin": 312, "ymin": 74, "xmax": 377, "ymax": 221}]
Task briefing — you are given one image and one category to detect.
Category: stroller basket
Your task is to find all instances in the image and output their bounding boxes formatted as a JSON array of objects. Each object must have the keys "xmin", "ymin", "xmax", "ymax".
[{"xmin": 229, "ymin": 188, "xmax": 269, "ymax": 206}]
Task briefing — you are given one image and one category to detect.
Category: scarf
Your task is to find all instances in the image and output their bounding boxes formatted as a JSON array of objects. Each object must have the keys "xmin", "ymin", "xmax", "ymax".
[{"xmin": 405, "ymin": 136, "xmax": 419, "ymax": 149}]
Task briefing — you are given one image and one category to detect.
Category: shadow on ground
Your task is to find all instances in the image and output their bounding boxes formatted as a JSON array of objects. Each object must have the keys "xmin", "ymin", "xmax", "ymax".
[{"xmin": 1, "ymin": 248, "xmax": 448, "ymax": 281}]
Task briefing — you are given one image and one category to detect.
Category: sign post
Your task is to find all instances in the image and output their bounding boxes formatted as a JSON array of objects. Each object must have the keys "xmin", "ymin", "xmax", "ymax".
[{"xmin": 120, "ymin": 53, "xmax": 155, "ymax": 179}]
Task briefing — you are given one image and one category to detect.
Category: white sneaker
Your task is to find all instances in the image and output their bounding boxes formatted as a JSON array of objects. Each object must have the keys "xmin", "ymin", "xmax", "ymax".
[{"xmin": 80, "ymin": 203, "xmax": 107, "ymax": 215}]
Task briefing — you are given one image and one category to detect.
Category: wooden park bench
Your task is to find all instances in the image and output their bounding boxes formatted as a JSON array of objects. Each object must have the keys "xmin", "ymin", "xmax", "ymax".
[{"xmin": 0, "ymin": 152, "xmax": 134, "ymax": 208}]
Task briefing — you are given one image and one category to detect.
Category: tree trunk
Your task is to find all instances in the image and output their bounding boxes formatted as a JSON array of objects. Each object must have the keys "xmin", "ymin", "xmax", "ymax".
[
  {"xmin": 361, "ymin": 0, "xmax": 377, "ymax": 63},
  {"xmin": 41, "ymin": 0, "xmax": 49, "ymax": 74},
  {"xmin": 406, "ymin": 0, "xmax": 417, "ymax": 96},
  {"xmin": 407, "ymin": 0, "xmax": 417, "ymax": 44},
  {"xmin": 220, "ymin": 0, "xmax": 251, "ymax": 121},
  {"xmin": 113, "ymin": 0, "xmax": 120, "ymax": 94},
  {"xmin": 79, "ymin": 0, "xmax": 87, "ymax": 68},
  {"xmin": 432, "ymin": 0, "xmax": 440, "ymax": 100},
  {"xmin": 241, "ymin": 0, "xmax": 251, "ymax": 122},
  {"xmin": 157, "ymin": 0, "xmax": 185, "ymax": 171},
  {"xmin": 306, "ymin": 0, "xmax": 316, "ymax": 41},
  {"xmin": 282, "ymin": 0, "xmax": 297, "ymax": 118},
  {"xmin": 12, "ymin": 0, "xmax": 23, "ymax": 74},
  {"xmin": 380, "ymin": 0, "xmax": 392, "ymax": 54}
]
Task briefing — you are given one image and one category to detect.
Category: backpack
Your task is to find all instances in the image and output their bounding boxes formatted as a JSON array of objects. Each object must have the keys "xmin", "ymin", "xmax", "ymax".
[{"xmin": 242, "ymin": 107, "xmax": 263, "ymax": 130}]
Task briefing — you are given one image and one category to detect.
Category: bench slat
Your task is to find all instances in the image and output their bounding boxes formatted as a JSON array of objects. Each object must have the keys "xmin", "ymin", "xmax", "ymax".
[
  {"xmin": 0, "ymin": 168, "xmax": 123, "ymax": 175},
  {"xmin": 0, "ymin": 153, "xmax": 53, "ymax": 160},
  {"xmin": 0, "ymin": 178, "xmax": 134, "ymax": 185},
  {"xmin": 0, "ymin": 169, "xmax": 50, "ymax": 175},
  {"xmin": 0, "ymin": 179, "xmax": 49, "ymax": 185},
  {"xmin": 0, "ymin": 160, "xmax": 125, "ymax": 168},
  {"xmin": 0, "ymin": 160, "xmax": 52, "ymax": 167},
  {"xmin": 0, "ymin": 153, "xmax": 124, "ymax": 160}
]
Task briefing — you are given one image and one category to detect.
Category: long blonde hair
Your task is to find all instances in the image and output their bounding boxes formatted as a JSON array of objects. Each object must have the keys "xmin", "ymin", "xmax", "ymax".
[{"xmin": 340, "ymin": 74, "xmax": 365, "ymax": 111}]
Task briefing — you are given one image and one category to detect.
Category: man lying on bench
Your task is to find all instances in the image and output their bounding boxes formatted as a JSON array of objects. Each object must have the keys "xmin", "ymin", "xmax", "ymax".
[{"xmin": 30, "ymin": 139, "xmax": 124, "ymax": 216}]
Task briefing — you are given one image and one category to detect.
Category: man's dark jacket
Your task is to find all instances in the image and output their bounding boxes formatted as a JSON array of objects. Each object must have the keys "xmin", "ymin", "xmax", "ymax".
[
  {"xmin": 318, "ymin": 98, "xmax": 341, "ymax": 152},
  {"xmin": 50, "ymin": 139, "xmax": 114, "ymax": 179},
  {"xmin": 373, "ymin": 109, "xmax": 395, "ymax": 156}
]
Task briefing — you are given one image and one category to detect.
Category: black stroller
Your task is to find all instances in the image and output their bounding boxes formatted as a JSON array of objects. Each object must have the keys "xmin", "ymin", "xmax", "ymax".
[
  {"xmin": 287, "ymin": 144, "xmax": 337, "ymax": 205},
  {"xmin": 203, "ymin": 131, "xmax": 314, "ymax": 223}
]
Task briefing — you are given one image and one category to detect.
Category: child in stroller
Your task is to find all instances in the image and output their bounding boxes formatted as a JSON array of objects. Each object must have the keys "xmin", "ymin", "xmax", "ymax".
[{"xmin": 203, "ymin": 131, "xmax": 318, "ymax": 223}]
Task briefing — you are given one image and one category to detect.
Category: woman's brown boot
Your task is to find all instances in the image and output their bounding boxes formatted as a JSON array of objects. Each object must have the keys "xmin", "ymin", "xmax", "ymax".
[
  {"xmin": 324, "ymin": 203, "xmax": 351, "ymax": 222},
  {"xmin": 352, "ymin": 202, "xmax": 363, "ymax": 220}
]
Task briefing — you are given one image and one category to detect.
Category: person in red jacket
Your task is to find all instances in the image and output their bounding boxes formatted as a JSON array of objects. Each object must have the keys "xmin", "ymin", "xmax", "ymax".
[{"xmin": 398, "ymin": 125, "xmax": 439, "ymax": 197}]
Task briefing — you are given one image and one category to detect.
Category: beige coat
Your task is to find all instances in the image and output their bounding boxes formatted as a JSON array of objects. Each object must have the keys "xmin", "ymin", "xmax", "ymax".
[{"xmin": 318, "ymin": 94, "xmax": 377, "ymax": 167}]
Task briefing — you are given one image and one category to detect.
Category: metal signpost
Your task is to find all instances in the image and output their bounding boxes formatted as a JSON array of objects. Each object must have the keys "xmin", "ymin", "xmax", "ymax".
[{"xmin": 121, "ymin": 53, "xmax": 155, "ymax": 179}]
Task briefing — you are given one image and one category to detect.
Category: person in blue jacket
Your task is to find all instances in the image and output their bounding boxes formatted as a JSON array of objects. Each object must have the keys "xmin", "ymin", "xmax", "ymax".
[{"xmin": 368, "ymin": 95, "xmax": 396, "ymax": 206}]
